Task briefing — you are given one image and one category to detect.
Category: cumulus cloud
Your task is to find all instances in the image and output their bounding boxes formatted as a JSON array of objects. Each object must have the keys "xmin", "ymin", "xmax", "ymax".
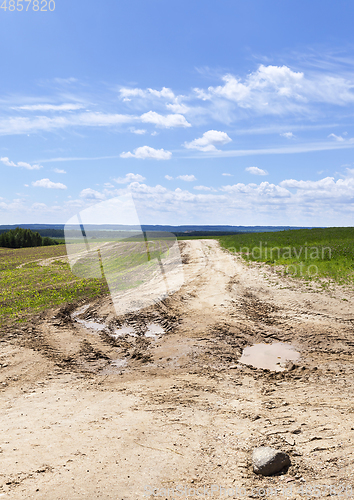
[
  {"xmin": 140, "ymin": 111, "xmax": 191, "ymax": 128},
  {"xmin": 177, "ymin": 174, "xmax": 197, "ymax": 182},
  {"xmin": 120, "ymin": 146, "xmax": 172, "ymax": 160},
  {"xmin": 222, "ymin": 173, "xmax": 233, "ymax": 176},
  {"xmin": 184, "ymin": 130, "xmax": 232, "ymax": 152},
  {"xmin": 120, "ymin": 86, "xmax": 175, "ymax": 102},
  {"xmin": 221, "ymin": 181, "xmax": 290, "ymax": 198},
  {"xmin": 32, "ymin": 178, "xmax": 67, "ymax": 189},
  {"xmin": 53, "ymin": 168, "xmax": 66, "ymax": 173},
  {"xmin": 194, "ymin": 64, "xmax": 354, "ymax": 115},
  {"xmin": 129, "ymin": 127, "xmax": 147, "ymax": 135},
  {"xmin": 165, "ymin": 175, "xmax": 174, "ymax": 180},
  {"xmin": 80, "ymin": 188, "xmax": 105, "ymax": 200},
  {"xmin": 31, "ymin": 202, "xmax": 48, "ymax": 210},
  {"xmin": 1, "ymin": 156, "xmax": 43, "ymax": 170},
  {"xmin": 4, "ymin": 169, "xmax": 354, "ymax": 225},
  {"xmin": 166, "ymin": 102, "xmax": 190, "ymax": 114},
  {"xmin": 281, "ymin": 132, "xmax": 294, "ymax": 138},
  {"xmin": 16, "ymin": 103, "xmax": 84, "ymax": 111},
  {"xmin": 245, "ymin": 166, "xmax": 268, "ymax": 176},
  {"xmin": 114, "ymin": 173, "xmax": 146, "ymax": 184}
]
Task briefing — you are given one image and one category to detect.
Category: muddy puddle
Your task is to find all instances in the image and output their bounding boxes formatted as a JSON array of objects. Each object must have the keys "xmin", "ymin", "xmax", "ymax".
[
  {"xmin": 145, "ymin": 323, "xmax": 165, "ymax": 339},
  {"xmin": 72, "ymin": 306, "xmax": 166, "ymax": 339},
  {"xmin": 112, "ymin": 326, "xmax": 137, "ymax": 337},
  {"xmin": 74, "ymin": 319, "xmax": 108, "ymax": 332},
  {"xmin": 238, "ymin": 342, "xmax": 300, "ymax": 371},
  {"xmin": 71, "ymin": 306, "xmax": 108, "ymax": 332},
  {"xmin": 71, "ymin": 305, "xmax": 90, "ymax": 318}
]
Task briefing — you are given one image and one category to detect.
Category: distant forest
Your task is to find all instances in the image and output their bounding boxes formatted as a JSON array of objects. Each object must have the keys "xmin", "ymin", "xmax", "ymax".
[
  {"xmin": 0, "ymin": 227, "xmax": 62, "ymax": 249},
  {"xmin": 0, "ymin": 228, "xmax": 65, "ymax": 238}
]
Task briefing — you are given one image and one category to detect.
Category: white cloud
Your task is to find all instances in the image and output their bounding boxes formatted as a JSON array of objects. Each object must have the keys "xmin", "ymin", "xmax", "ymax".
[
  {"xmin": 1, "ymin": 157, "xmax": 16, "ymax": 167},
  {"xmin": 16, "ymin": 103, "xmax": 84, "ymax": 111},
  {"xmin": 32, "ymin": 178, "xmax": 67, "ymax": 189},
  {"xmin": 165, "ymin": 175, "xmax": 173, "ymax": 180},
  {"xmin": 328, "ymin": 133, "xmax": 345, "ymax": 142},
  {"xmin": 129, "ymin": 127, "xmax": 147, "ymax": 135},
  {"xmin": 1, "ymin": 156, "xmax": 42, "ymax": 170},
  {"xmin": 222, "ymin": 173, "xmax": 233, "ymax": 176},
  {"xmin": 281, "ymin": 132, "xmax": 294, "ymax": 138},
  {"xmin": 140, "ymin": 111, "xmax": 191, "ymax": 128},
  {"xmin": 221, "ymin": 181, "xmax": 290, "ymax": 198},
  {"xmin": 53, "ymin": 168, "xmax": 66, "ymax": 173},
  {"xmin": 245, "ymin": 166, "xmax": 268, "ymax": 176},
  {"xmin": 120, "ymin": 86, "xmax": 175, "ymax": 102},
  {"xmin": 278, "ymin": 172, "xmax": 354, "ymax": 201},
  {"xmin": 114, "ymin": 173, "xmax": 146, "ymax": 184},
  {"xmin": 166, "ymin": 102, "xmax": 190, "ymax": 114},
  {"xmin": 177, "ymin": 174, "xmax": 197, "ymax": 182},
  {"xmin": 0, "ymin": 112, "xmax": 134, "ymax": 135},
  {"xmin": 184, "ymin": 130, "xmax": 232, "ymax": 152},
  {"xmin": 80, "ymin": 188, "xmax": 105, "ymax": 200},
  {"xmin": 194, "ymin": 185, "xmax": 217, "ymax": 191},
  {"xmin": 182, "ymin": 140, "xmax": 354, "ymax": 158},
  {"xmin": 3, "ymin": 170, "xmax": 354, "ymax": 225},
  {"xmin": 31, "ymin": 202, "xmax": 48, "ymax": 211},
  {"xmin": 120, "ymin": 146, "xmax": 172, "ymax": 160},
  {"xmin": 194, "ymin": 64, "xmax": 354, "ymax": 115}
]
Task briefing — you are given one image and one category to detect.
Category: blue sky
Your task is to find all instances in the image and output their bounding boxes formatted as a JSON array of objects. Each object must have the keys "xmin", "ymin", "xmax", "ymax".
[{"xmin": 1, "ymin": 0, "xmax": 354, "ymax": 226}]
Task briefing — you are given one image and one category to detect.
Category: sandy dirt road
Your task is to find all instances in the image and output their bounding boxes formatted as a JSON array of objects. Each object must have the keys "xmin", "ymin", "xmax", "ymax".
[{"xmin": 1, "ymin": 240, "xmax": 354, "ymax": 499}]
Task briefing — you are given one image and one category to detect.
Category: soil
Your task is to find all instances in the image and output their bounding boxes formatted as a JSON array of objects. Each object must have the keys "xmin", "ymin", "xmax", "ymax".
[{"xmin": 1, "ymin": 239, "xmax": 354, "ymax": 499}]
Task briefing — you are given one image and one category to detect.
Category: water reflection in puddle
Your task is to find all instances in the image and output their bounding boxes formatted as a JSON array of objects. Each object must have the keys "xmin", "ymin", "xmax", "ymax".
[
  {"xmin": 238, "ymin": 342, "xmax": 300, "ymax": 371},
  {"xmin": 145, "ymin": 323, "xmax": 165, "ymax": 338},
  {"xmin": 112, "ymin": 326, "xmax": 136, "ymax": 337},
  {"xmin": 71, "ymin": 305, "xmax": 90, "ymax": 318},
  {"xmin": 74, "ymin": 319, "xmax": 107, "ymax": 332}
]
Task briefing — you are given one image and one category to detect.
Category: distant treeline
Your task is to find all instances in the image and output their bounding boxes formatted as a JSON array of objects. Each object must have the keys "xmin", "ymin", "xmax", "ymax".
[
  {"xmin": 0, "ymin": 227, "xmax": 62, "ymax": 248},
  {"xmin": 0, "ymin": 228, "xmax": 65, "ymax": 238},
  {"xmin": 173, "ymin": 230, "xmax": 246, "ymax": 237}
]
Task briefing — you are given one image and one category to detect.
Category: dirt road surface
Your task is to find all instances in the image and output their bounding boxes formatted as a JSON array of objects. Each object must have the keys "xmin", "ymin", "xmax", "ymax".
[{"xmin": 1, "ymin": 240, "xmax": 354, "ymax": 499}]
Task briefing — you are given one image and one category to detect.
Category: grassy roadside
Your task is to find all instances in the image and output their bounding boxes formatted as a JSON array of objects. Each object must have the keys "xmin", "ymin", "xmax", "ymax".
[
  {"xmin": 218, "ymin": 227, "xmax": 354, "ymax": 284},
  {"xmin": 0, "ymin": 245, "xmax": 108, "ymax": 326}
]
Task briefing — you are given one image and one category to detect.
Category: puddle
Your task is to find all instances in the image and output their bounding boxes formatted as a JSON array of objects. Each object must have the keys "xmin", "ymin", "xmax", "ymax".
[
  {"xmin": 71, "ymin": 304, "xmax": 90, "ymax": 318},
  {"xmin": 145, "ymin": 323, "xmax": 165, "ymax": 339},
  {"xmin": 72, "ymin": 306, "xmax": 108, "ymax": 332},
  {"xmin": 238, "ymin": 342, "xmax": 300, "ymax": 371},
  {"xmin": 111, "ymin": 359, "xmax": 127, "ymax": 368},
  {"xmin": 112, "ymin": 326, "xmax": 137, "ymax": 337},
  {"xmin": 74, "ymin": 319, "xmax": 107, "ymax": 332}
]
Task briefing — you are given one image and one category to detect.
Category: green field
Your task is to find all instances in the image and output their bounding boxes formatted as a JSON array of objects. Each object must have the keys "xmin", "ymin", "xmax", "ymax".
[
  {"xmin": 1, "ymin": 227, "xmax": 353, "ymax": 325},
  {"xmin": 218, "ymin": 227, "xmax": 354, "ymax": 284},
  {"xmin": 0, "ymin": 238, "xmax": 174, "ymax": 325},
  {"xmin": 0, "ymin": 245, "xmax": 108, "ymax": 325}
]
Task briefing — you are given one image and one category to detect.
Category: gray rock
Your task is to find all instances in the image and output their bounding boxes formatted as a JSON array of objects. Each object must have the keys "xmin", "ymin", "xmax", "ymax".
[{"xmin": 252, "ymin": 447, "xmax": 290, "ymax": 476}]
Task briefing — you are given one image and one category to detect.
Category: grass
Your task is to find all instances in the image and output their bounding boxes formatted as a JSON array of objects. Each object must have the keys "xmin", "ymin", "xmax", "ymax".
[
  {"xmin": 2, "ymin": 227, "xmax": 353, "ymax": 325},
  {"xmin": 0, "ymin": 239, "xmax": 173, "ymax": 325},
  {"xmin": 218, "ymin": 227, "xmax": 354, "ymax": 284},
  {"xmin": 0, "ymin": 245, "xmax": 108, "ymax": 325}
]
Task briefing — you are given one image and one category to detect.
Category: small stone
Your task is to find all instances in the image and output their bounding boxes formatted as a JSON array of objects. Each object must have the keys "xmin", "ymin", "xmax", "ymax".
[
  {"xmin": 252, "ymin": 446, "xmax": 291, "ymax": 476},
  {"xmin": 284, "ymin": 435, "xmax": 295, "ymax": 446}
]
